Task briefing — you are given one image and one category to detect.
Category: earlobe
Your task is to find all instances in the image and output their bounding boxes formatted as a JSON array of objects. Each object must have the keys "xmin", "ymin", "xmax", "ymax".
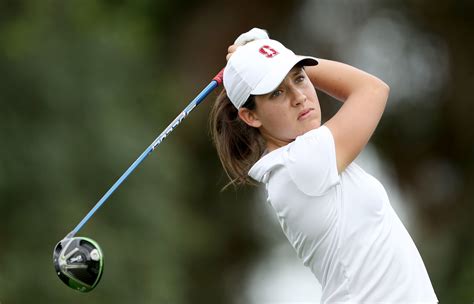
[{"xmin": 238, "ymin": 108, "xmax": 262, "ymax": 128}]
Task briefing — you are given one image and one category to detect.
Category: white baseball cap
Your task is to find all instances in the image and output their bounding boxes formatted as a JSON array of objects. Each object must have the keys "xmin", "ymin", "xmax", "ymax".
[{"xmin": 223, "ymin": 38, "xmax": 318, "ymax": 109}]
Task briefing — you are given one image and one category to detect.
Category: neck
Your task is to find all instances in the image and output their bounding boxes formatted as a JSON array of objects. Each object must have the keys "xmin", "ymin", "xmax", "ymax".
[{"xmin": 261, "ymin": 131, "xmax": 292, "ymax": 152}]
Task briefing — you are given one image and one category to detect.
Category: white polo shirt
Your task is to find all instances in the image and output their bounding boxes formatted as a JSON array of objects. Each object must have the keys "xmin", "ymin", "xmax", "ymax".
[{"xmin": 248, "ymin": 126, "xmax": 438, "ymax": 303}]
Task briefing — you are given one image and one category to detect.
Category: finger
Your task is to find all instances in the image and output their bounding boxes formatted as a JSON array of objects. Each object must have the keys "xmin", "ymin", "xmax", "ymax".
[
  {"xmin": 234, "ymin": 28, "xmax": 269, "ymax": 45},
  {"xmin": 226, "ymin": 45, "xmax": 239, "ymax": 61},
  {"xmin": 228, "ymin": 45, "xmax": 238, "ymax": 53}
]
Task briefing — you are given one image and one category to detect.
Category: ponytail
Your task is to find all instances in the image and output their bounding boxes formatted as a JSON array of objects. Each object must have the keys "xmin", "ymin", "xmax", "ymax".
[{"xmin": 209, "ymin": 89, "xmax": 265, "ymax": 187}]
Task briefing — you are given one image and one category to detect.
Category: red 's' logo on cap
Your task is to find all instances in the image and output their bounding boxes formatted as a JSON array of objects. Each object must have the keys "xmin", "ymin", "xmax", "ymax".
[{"xmin": 259, "ymin": 45, "xmax": 279, "ymax": 58}]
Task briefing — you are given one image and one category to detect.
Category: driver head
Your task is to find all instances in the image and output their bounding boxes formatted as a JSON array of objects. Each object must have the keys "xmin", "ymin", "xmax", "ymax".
[{"xmin": 53, "ymin": 237, "xmax": 104, "ymax": 292}]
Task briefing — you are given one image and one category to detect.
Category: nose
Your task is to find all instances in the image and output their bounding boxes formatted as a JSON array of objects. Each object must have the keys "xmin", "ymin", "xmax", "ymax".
[{"xmin": 291, "ymin": 88, "xmax": 307, "ymax": 107}]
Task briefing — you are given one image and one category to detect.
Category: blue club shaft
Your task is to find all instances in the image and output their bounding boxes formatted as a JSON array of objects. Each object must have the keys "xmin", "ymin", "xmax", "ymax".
[{"xmin": 67, "ymin": 75, "xmax": 222, "ymax": 239}]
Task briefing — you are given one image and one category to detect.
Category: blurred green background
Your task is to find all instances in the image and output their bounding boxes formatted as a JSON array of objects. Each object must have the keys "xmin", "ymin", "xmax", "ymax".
[{"xmin": 0, "ymin": 0, "xmax": 473, "ymax": 303}]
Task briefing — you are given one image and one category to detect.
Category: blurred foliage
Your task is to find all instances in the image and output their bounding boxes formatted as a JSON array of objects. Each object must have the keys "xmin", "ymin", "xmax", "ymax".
[
  {"xmin": 0, "ymin": 0, "xmax": 473, "ymax": 303},
  {"xmin": 373, "ymin": 1, "xmax": 474, "ymax": 302},
  {"xmin": 0, "ymin": 0, "xmax": 266, "ymax": 303}
]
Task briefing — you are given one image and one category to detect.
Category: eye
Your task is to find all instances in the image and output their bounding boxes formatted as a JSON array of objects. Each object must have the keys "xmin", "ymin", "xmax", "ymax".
[
  {"xmin": 270, "ymin": 90, "xmax": 283, "ymax": 98},
  {"xmin": 295, "ymin": 74, "xmax": 306, "ymax": 83}
]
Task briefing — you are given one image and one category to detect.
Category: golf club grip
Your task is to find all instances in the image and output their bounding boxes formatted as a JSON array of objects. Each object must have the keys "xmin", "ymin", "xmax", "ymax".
[
  {"xmin": 67, "ymin": 69, "xmax": 225, "ymax": 238},
  {"xmin": 213, "ymin": 69, "xmax": 224, "ymax": 85}
]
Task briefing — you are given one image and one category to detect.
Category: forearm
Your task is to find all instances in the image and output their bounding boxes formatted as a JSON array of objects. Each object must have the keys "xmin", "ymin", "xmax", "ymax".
[
  {"xmin": 311, "ymin": 59, "xmax": 390, "ymax": 172},
  {"xmin": 305, "ymin": 59, "xmax": 389, "ymax": 102}
]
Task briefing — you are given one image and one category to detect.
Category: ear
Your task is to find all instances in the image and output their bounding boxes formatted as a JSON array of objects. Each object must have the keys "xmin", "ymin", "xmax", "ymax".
[{"xmin": 238, "ymin": 108, "xmax": 262, "ymax": 128}]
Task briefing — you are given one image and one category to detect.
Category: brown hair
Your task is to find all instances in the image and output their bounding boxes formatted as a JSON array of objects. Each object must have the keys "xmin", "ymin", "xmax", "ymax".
[{"xmin": 209, "ymin": 89, "xmax": 266, "ymax": 187}]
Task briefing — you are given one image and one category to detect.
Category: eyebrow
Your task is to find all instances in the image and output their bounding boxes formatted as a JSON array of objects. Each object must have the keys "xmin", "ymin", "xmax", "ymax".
[
  {"xmin": 265, "ymin": 67, "xmax": 305, "ymax": 97},
  {"xmin": 289, "ymin": 66, "xmax": 304, "ymax": 76}
]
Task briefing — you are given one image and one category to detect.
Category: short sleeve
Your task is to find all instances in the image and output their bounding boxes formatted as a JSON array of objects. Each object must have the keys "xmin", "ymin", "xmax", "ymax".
[{"xmin": 283, "ymin": 126, "xmax": 340, "ymax": 196}]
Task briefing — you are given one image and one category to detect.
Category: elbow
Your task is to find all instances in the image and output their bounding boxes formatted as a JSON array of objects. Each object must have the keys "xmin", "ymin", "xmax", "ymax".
[
  {"xmin": 381, "ymin": 81, "xmax": 390, "ymax": 102},
  {"xmin": 372, "ymin": 78, "xmax": 390, "ymax": 103},
  {"xmin": 380, "ymin": 80, "xmax": 390, "ymax": 96},
  {"xmin": 349, "ymin": 76, "xmax": 390, "ymax": 104},
  {"xmin": 371, "ymin": 74, "xmax": 390, "ymax": 93},
  {"xmin": 363, "ymin": 73, "xmax": 390, "ymax": 100}
]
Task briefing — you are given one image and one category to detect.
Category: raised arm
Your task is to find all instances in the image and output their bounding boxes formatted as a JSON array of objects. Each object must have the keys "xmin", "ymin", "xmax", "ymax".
[{"xmin": 305, "ymin": 59, "xmax": 390, "ymax": 173}]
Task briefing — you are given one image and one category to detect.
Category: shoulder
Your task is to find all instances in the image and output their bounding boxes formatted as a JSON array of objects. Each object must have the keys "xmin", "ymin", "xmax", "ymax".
[
  {"xmin": 249, "ymin": 126, "xmax": 340, "ymax": 195},
  {"xmin": 248, "ymin": 144, "xmax": 285, "ymax": 184},
  {"xmin": 288, "ymin": 125, "xmax": 335, "ymax": 159}
]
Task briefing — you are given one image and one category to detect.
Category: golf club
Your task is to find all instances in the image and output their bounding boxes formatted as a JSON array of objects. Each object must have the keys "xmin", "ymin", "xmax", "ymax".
[{"xmin": 53, "ymin": 69, "xmax": 224, "ymax": 292}]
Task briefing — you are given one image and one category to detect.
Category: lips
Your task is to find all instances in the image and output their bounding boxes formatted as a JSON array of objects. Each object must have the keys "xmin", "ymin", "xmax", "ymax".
[{"xmin": 298, "ymin": 108, "xmax": 313, "ymax": 120}]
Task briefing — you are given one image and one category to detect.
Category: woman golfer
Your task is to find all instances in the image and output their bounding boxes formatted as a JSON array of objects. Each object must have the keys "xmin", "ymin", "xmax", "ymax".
[{"xmin": 210, "ymin": 28, "xmax": 438, "ymax": 303}]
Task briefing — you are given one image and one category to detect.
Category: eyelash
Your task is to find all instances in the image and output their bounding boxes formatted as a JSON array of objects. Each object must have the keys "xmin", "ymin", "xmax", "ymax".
[
  {"xmin": 295, "ymin": 75, "xmax": 305, "ymax": 82},
  {"xmin": 271, "ymin": 90, "xmax": 282, "ymax": 98},
  {"xmin": 270, "ymin": 74, "xmax": 305, "ymax": 98}
]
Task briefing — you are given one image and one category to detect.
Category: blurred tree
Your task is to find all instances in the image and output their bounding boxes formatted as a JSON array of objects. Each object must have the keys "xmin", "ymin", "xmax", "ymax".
[
  {"xmin": 373, "ymin": 1, "xmax": 474, "ymax": 302},
  {"xmin": 1, "ymin": 0, "xmax": 472, "ymax": 303},
  {"xmin": 0, "ymin": 0, "xmax": 296, "ymax": 303}
]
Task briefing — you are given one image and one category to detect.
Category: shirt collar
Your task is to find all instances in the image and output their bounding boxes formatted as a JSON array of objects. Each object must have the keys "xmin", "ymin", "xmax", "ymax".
[{"xmin": 248, "ymin": 145, "xmax": 287, "ymax": 183}]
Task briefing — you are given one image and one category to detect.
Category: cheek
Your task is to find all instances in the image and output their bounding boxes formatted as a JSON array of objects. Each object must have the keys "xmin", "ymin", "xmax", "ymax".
[
  {"xmin": 257, "ymin": 104, "xmax": 292, "ymax": 130},
  {"xmin": 307, "ymin": 86, "xmax": 319, "ymax": 101},
  {"xmin": 262, "ymin": 108, "xmax": 289, "ymax": 126},
  {"xmin": 308, "ymin": 89, "xmax": 321, "ymax": 110}
]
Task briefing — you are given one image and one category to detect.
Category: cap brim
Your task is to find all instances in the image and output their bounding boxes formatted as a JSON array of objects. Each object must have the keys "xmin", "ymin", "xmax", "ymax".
[{"xmin": 251, "ymin": 56, "xmax": 318, "ymax": 96}]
